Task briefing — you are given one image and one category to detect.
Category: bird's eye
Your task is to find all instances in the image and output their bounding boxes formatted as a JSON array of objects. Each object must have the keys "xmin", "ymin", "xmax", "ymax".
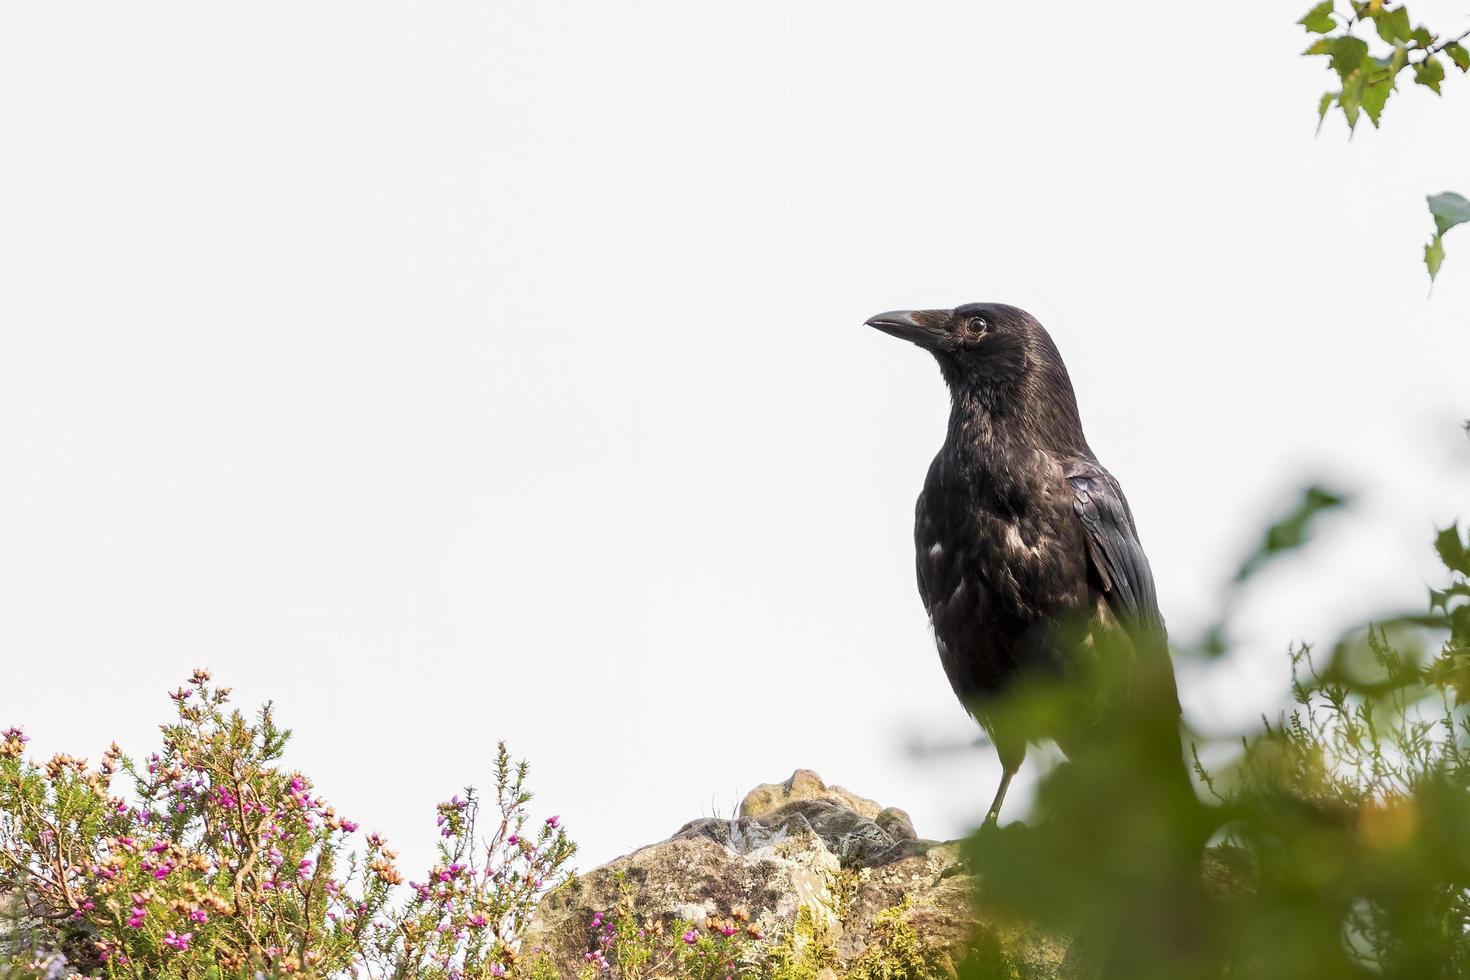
[{"xmin": 968, "ymin": 316, "xmax": 988, "ymax": 334}]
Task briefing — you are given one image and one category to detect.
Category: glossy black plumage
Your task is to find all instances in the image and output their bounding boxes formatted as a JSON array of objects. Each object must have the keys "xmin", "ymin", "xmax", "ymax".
[{"xmin": 867, "ymin": 303, "xmax": 1180, "ymax": 822}]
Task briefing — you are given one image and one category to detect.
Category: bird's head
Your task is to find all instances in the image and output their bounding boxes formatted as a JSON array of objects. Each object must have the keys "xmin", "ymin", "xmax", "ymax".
[{"xmin": 865, "ymin": 302, "xmax": 1041, "ymax": 390}]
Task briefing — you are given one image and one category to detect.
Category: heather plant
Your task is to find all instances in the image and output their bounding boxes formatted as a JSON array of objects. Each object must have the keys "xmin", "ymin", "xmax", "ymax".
[
  {"xmin": 577, "ymin": 873, "xmax": 762, "ymax": 980},
  {"xmin": 362, "ymin": 748, "xmax": 576, "ymax": 979},
  {"xmin": 0, "ymin": 673, "xmax": 574, "ymax": 979}
]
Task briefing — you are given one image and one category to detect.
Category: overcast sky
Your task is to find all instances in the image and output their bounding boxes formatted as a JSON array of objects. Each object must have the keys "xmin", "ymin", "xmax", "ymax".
[{"xmin": 3, "ymin": 0, "xmax": 1469, "ymax": 878}]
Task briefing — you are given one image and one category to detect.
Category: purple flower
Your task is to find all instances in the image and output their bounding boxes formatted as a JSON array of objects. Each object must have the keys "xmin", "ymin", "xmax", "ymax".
[
  {"xmin": 163, "ymin": 930, "xmax": 192, "ymax": 951},
  {"xmin": 683, "ymin": 929, "xmax": 698, "ymax": 945},
  {"xmin": 545, "ymin": 815, "xmax": 560, "ymax": 829}
]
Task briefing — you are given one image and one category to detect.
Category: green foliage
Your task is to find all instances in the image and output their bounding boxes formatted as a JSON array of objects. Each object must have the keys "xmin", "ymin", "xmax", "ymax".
[
  {"xmin": 1426, "ymin": 193, "xmax": 1470, "ymax": 283},
  {"xmin": 962, "ymin": 509, "xmax": 1470, "ymax": 979},
  {"xmin": 1233, "ymin": 484, "xmax": 1347, "ymax": 583},
  {"xmin": 1299, "ymin": 2, "xmax": 1463, "ymax": 131},
  {"xmin": 1297, "ymin": 3, "xmax": 1470, "ymax": 280},
  {"xmin": 762, "ymin": 906, "xmax": 837, "ymax": 980},
  {"xmin": 1198, "ymin": 484, "xmax": 1347, "ymax": 659},
  {"xmin": 844, "ymin": 898, "xmax": 946, "ymax": 980},
  {"xmin": 0, "ymin": 674, "xmax": 574, "ymax": 978}
]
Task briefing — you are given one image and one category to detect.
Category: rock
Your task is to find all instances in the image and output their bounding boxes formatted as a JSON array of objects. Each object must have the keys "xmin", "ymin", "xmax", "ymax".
[
  {"xmin": 522, "ymin": 769, "xmax": 1044, "ymax": 977},
  {"xmin": 738, "ymin": 769, "xmax": 884, "ymax": 823}
]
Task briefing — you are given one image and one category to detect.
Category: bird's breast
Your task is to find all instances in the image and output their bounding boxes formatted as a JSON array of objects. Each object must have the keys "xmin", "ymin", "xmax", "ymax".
[{"xmin": 913, "ymin": 449, "xmax": 1091, "ymax": 702}]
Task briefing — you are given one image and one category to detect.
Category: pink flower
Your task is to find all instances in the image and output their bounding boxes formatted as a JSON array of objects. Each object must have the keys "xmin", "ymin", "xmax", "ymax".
[
  {"xmin": 189, "ymin": 909, "xmax": 208, "ymax": 924},
  {"xmin": 545, "ymin": 815, "xmax": 560, "ymax": 829},
  {"xmin": 682, "ymin": 929, "xmax": 698, "ymax": 945},
  {"xmin": 340, "ymin": 819, "xmax": 359, "ymax": 832},
  {"xmin": 163, "ymin": 930, "xmax": 192, "ymax": 951},
  {"xmin": 126, "ymin": 907, "xmax": 147, "ymax": 928}
]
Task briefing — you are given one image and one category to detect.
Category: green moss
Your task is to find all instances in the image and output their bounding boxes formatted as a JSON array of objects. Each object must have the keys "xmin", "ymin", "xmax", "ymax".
[
  {"xmin": 845, "ymin": 897, "xmax": 948, "ymax": 980},
  {"xmin": 828, "ymin": 868, "xmax": 861, "ymax": 923},
  {"xmin": 764, "ymin": 905, "xmax": 839, "ymax": 980}
]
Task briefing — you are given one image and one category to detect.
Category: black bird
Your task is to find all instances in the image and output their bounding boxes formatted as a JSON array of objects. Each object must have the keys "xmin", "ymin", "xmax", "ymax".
[{"xmin": 867, "ymin": 303, "xmax": 1182, "ymax": 824}]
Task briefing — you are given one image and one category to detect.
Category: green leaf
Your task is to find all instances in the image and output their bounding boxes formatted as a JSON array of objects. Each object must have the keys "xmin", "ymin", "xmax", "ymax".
[
  {"xmin": 1437, "ymin": 524, "xmax": 1470, "ymax": 576},
  {"xmin": 1371, "ymin": 5, "xmax": 1412, "ymax": 43},
  {"xmin": 1299, "ymin": 1, "xmax": 1337, "ymax": 33},
  {"xmin": 1361, "ymin": 61, "xmax": 1396, "ymax": 125},
  {"xmin": 1429, "ymin": 582, "xmax": 1470, "ymax": 614},
  {"xmin": 1414, "ymin": 55, "xmax": 1446, "ymax": 93},
  {"xmin": 1316, "ymin": 90, "xmax": 1337, "ymax": 130},
  {"xmin": 1328, "ymin": 35, "xmax": 1371, "ymax": 79},
  {"xmin": 1339, "ymin": 68, "xmax": 1366, "ymax": 128},
  {"xmin": 1234, "ymin": 485, "xmax": 1349, "ymax": 582},
  {"xmin": 1446, "ymin": 42, "xmax": 1470, "ymax": 72},
  {"xmin": 1428, "ymin": 192, "xmax": 1470, "ymax": 236},
  {"xmin": 1427, "ymin": 233, "xmax": 1445, "ymax": 281}
]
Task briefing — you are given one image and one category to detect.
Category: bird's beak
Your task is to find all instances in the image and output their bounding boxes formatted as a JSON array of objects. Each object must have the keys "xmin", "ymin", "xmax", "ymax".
[{"xmin": 865, "ymin": 309, "xmax": 953, "ymax": 351}]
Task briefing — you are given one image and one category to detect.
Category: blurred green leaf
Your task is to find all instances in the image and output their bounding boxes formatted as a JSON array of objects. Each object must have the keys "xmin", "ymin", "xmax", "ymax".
[
  {"xmin": 1340, "ymin": 70, "xmax": 1366, "ymax": 128},
  {"xmin": 1234, "ymin": 485, "xmax": 1349, "ymax": 582},
  {"xmin": 1447, "ymin": 42, "xmax": 1470, "ymax": 72},
  {"xmin": 1428, "ymin": 192, "xmax": 1470, "ymax": 236},
  {"xmin": 1371, "ymin": 6, "xmax": 1413, "ymax": 44},
  {"xmin": 1413, "ymin": 55, "xmax": 1445, "ymax": 93},
  {"xmin": 1427, "ymin": 233, "xmax": 1446, "ymax": 281},
  {"xmin": 1300, "ymin": 2, "xmax": 1337, "ymax": 34},
  {"xmin": 1361, "ymin": 66, "xmax": 1395, "ymax": 126},
  {"xmin": 1327, "ymin": 35, "xmax": 1371, "ymax": 79},
  {"xmin": 1423, "ymin": 194, "xmax": 1470, "ymax": 282},
  {"xmin": 1435, "ymin": 524, "xmax": 1470, "ymax": 575},
  {"xmin": 1317, "ymin": 90, "xmax": 1337, "ymax": 129}
]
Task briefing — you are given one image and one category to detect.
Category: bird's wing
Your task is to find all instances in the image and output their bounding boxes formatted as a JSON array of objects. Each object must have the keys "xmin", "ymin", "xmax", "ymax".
[{"xmin": 1065, "ymin": 460, "xmax": 1164, "ymax": 634}]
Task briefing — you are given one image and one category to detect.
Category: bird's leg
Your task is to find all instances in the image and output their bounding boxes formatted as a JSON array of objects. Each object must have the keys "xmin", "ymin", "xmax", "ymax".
[{"xmin": 984, "ymin": 765, "xmax": 1017, "ymax": 826}]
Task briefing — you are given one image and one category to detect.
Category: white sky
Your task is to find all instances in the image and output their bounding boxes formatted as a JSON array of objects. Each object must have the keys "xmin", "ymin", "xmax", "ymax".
[{"xmin": 2, "ymin": 1, "xmax": 1469, "ymax": 879}]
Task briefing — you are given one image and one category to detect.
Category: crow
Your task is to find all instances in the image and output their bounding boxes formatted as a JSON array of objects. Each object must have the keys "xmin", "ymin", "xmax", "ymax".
[{"xmin": 867, "ymin": 303, "xmax": 1183, "ymax": 824}]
